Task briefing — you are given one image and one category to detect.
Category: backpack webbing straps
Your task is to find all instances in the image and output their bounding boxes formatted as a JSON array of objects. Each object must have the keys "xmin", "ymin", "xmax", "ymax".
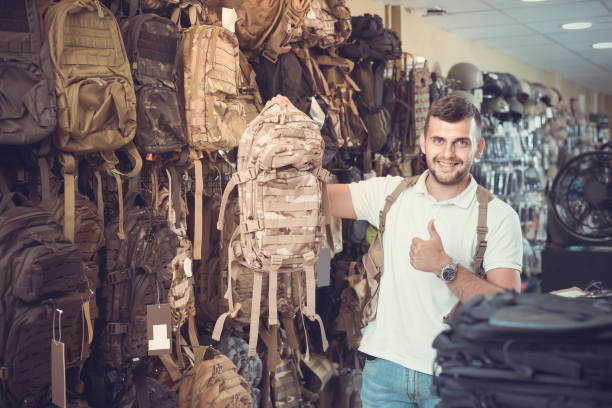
[
  {"xmin": 59, "ymin": 152, "xmax": 77, "ymax": 242},
  {"xmin": 158, "ymin": 354, "xmax": 183, "ymax": 382},
  {"xmin": 94, "ymin": 170, "xmax": 104, "ymax": 226},
  {"xmin": 193, "ymin": 157, "xmax": 203, "ymax": 259},
  {"xmin": 212, "ymin": 228, "xmax": 242, "ymax": 343},
  {"xmin": 379, "ymin": 175, "xmax": 419, "ymax": 233},
  {"xmin": 474, "ymin": 185, "xmax": 494, "ymax": 277},
  {"xmin": 442, "ymin": 185, "xmax": 494, "ymax": 324},
  {"xmin": 217, "ymin": 168, "xmax": 257, "ymax": 243}
]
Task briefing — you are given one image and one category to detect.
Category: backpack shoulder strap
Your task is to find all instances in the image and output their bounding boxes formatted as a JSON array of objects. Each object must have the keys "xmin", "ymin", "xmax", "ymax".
[
  {"xmin": 442, "ymin": 184, "xmax": 494, "ymax": 325},
  {"xmin": 378, "ymin": 175, "xmax": 419, "ymax": 233},
  {"xmin": 474, "ymin": 185, "xmax": 495, "ymax": 278}
]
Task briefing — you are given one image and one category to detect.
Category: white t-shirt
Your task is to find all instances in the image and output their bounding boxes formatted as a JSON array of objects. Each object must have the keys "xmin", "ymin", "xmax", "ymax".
[{"xmin": 348, "ymin": 171, "xmax": 523, "ymax": 375}]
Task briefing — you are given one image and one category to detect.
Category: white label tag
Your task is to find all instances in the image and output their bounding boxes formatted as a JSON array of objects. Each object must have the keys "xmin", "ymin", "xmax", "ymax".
[
  {"xmin": 222, "ymin": 7, "xmax": 237, "ymax": 33},
  {"xmin": 546, "ymin": 107, "xmax": 553, "ymax": 119},
  {"xmin": 51, "ymin": 341, "xmax": 66, "ymax": 408},
  {"xmin": 309, "ymin": 97, "xmax": 325, "ymax": 130},
  {"xmin": 184, "ymin": 257, "xmax": 193, "ymax": 278},
  {"xmin": 147, "ymin": 304, "xmax": 172, "ymax": 355},
  {"xmin": 473, "ymin": 88, "xmax": 483, "ymax": 104},
  {"xmin": 149, "ymin": 324, "xmax": 171, "ymax": 351},
  {"xmin": 316, "ymin": 248, "xmax": 331, "ymax": 288}
]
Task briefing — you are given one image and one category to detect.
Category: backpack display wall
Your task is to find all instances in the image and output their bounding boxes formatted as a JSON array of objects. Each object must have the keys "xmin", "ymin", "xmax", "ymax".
[{"xmin": 0, "ymin": 1, "xmax": 420, "ymax": 407}]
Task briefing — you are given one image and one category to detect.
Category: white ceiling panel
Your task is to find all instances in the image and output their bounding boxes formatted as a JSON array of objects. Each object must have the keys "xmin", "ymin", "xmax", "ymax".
[
  {"xmin": 423, "ymin": 10, "xmax": 515, "ymax": 30},
  {"xmin": 389, "ymin": 0, "xmax": 491, "ymax": 13},
  {"xmin": 384, "ymin": 0, "xmax": 612, "ymax": 95},
  {"xmin": 482, "ymin": 0, "xmax": 590, "ymax": 9},
  {"xmin": 476, "ymin": 34, "xmax": 555, "ymax": 48},
  {"xmin": 502, "ymin": 2, "xmax": 608, "ymax": 24},
  {"xmin": 451, "ymin": 24, "xmax": 528, "ymax": 40},
  {"xmin": 526, "ymin": 15, "xmax": 612, "ymax": 34}
]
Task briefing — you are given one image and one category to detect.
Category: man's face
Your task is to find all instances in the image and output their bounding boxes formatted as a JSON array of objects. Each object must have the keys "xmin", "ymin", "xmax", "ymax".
[{"xmin": 419, "ymin": 116, "xmax": 484, "ymax": 186}]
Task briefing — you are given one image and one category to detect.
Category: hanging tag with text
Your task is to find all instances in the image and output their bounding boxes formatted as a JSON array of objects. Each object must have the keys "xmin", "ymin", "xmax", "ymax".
[{"xmin": 147, "ymin": 304, "xmax": 172, "ymax": 356}]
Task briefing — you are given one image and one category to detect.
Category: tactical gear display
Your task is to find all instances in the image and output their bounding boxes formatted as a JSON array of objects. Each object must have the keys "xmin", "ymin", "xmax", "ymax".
[{"xmin": 0, "ymin": 1, "xmax": 594, "ymax": 407}]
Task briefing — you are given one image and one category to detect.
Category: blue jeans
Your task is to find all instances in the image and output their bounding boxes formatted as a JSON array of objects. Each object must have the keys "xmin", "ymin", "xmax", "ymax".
[{"xmin": 361, "ymin": 357, "xmax": 440, "ymax": 408}]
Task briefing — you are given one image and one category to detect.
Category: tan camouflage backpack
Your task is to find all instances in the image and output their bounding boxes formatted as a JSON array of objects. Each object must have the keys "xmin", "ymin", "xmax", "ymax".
[
  {"xmin": 178, "ymin": 19, "xmax": 246, "ymax": 151},
  {"xmin": 175, "ymin": 346, "xmax": 251, "ymax": 408},
  {"xmin": 213, "ymin": 98, "xmax": 332, "ymax": 357},
  {"xmin": 298, "ymin": 0, "xmax": 352, "ymax": 49},
  {"xmin": 234, "ymin": 0, "xmax": 312, "ymax": 62}
]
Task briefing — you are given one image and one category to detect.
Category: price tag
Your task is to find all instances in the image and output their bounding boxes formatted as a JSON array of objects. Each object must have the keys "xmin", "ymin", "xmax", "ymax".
[
  {"xmin": 147, "ymin": 304, "xmax": 172, "ymax": 356},
  {"xmin": 184, "ymin": 257, "xmax": 193, "ymax": 278},
  {"xmin": 222, "ymin": 7, "xmax": 237, "ymax": 33},
  {"xmin": 546, "ymin": 107, "xmax": 553, "ymax": 119},
  {"xmin": 316, "ymin": 248, "xmax": 331, "ymax": 288},
  {"xmin": 51, "ymin": 309, "xmax": 66, "ymax": 408}
]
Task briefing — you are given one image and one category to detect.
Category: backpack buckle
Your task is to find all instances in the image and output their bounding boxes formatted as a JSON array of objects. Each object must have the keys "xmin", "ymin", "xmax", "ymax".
[
  {"xmin": 0, "ymin": 366, "xmax": 8, "ymax": 381},
  {"xmin": 478, "ymin": 240, "xmax": 488, "ymax": 249},
  {"xmin": 105, "ymin": 268, "xmax": 132, "ymax": 285},
  {"xmin": 106, "ymin": 322, "xmax": 129, "ymax": 335},
  {"xmin": 477, "ymin": 226, "xmax": 488, "ymax": 235},
  {"xmin": 262, "ymin": 48, "xmax": 278, "ymax": 63},
  {"xmin": 315, "ymin": 168, "xmax": 330, "ymax": 182}
]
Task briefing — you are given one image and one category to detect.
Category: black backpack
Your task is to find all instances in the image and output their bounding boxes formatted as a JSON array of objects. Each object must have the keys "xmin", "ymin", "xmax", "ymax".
[
  {"xmin": 340, "ymin": 14, "xmax": 402, "ymax": 63},
  {"xmin": 0, "ymin": 187, "xmax": 84, "ymax": 407},
  {"xmin": 0, "ymin": 0, "xmax": 56, "ymax": 145},
  {"xmin": 253, "ymin": 49, "xmax": 315, "ymax": 115},
  {"xmin": 433, "ymin": 292, "xmax": 612, "ymax": 407},
  {"xmin": 120, "ymin": 12, "xmax": 186, "ymax": 154},
  {"xmin": 98, "ymin": 199, "xmax": 179, "ymax": 370}
]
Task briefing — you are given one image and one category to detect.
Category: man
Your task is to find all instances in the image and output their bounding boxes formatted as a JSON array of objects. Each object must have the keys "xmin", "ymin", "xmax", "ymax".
[{"xmin": 327, "ymin": 95, "xmax": 523, "ymax": 407}]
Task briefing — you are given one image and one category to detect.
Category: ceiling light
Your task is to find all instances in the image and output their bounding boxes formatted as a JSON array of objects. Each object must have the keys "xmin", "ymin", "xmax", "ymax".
[
  {"xmin": 593, "ymin": 42, "xmax": 612, "ymax": 49},
  {"xmin": 521, "ymin": 0, "xmax": 547, "ymax": 2},
  {"xmin": 562, "ymin": 22, "xmax": 592, "ymax": 30}
]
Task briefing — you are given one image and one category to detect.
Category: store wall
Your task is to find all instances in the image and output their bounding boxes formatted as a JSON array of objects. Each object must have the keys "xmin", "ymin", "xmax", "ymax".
[{"xmin": 345, "ymin": 0, "xmax": 601, "ymax": 114}]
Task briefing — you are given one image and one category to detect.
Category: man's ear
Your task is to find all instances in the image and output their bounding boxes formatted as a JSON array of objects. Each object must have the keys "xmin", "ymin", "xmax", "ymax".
[
  {"xmin": 475, "ymin": 137, "xmax": 485, "ymax": 158},
  {"xmin": 419, "ymin": 132, "xmax": 426, "ymax": 154}
]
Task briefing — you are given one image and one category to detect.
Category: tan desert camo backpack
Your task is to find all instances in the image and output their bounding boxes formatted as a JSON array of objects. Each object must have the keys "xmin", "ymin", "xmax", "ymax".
[{"xmin": 212, "ymin": 98, "xmax": 333, "ymax": 357}]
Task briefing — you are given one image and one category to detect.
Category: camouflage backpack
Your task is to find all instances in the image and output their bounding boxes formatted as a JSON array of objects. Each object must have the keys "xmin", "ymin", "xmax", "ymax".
[
  {"xmin": 298, "ymin": 0, "xmax": 352, "ymax": 49},
  {"xmin": 178, "ymin": 21, "xmax": 245, "ymax": 151},
  {"xmin": 175, "ymin": 346, "xmax": 251, "ymax": 408},
  {"xmin": 0, "ymin": 0, "xmax": 56, "ymax": 145},
  {"xmin": 213, "ymin": 98, "xmax": 332, "ymax": 357},
  {"xmin": 234, "ymin": 0, "xmax": 312, "ymax": 62},
  {"xmin": 120, "ymin": 11, "xmax": 187, "ymax": 154}
]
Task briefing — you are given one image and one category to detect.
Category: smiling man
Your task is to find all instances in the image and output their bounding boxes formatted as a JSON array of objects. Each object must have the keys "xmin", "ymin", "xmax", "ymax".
[{"xmin": 327, "ymin": 94, "xmax": 522, "ymax": 407}]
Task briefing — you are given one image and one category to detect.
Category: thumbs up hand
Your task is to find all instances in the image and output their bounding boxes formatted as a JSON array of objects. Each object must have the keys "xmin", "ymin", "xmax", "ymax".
[{"xmin": 410, "ymin": 219, "xmax": 451, "ymax": 274}]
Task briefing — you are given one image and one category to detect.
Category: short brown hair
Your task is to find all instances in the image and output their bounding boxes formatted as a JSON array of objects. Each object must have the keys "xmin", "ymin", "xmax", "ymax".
[{"xmin": 423, "ymin": 95, "xmax": 482, "ymax": 136}]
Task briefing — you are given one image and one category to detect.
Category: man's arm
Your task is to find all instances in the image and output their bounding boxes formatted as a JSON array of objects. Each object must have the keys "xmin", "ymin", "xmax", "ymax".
[
  {"xmin": 446, "ymin": 266, "xmax": 520, "ymax": 303},
  {"xmin": 327, "ymin": 184, "xmax": 357, "ymax": 219},
  {"xmin": 410, "ymin": 219, "xmax": 521, "ymax": 302}
]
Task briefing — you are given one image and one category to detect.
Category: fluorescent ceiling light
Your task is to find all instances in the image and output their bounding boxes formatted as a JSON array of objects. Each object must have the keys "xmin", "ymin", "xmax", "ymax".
[
  {"xmin": 562, "ymin": 22, "xmax": 592, "ymax": 30},
  {"xmin": 592, "ymin": 42, "xmax": 612, "ymax": 49}
]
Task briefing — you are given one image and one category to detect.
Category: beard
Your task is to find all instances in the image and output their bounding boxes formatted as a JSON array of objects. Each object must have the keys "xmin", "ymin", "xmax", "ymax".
[{"xmin": 426, "ymin": 155, "xmax": 471, "ymax": 185}]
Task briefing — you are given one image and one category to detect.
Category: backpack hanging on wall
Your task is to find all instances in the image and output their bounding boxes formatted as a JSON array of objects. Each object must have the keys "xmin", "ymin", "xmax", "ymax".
[
  {"xmin": 213, "ymin": 98, "xmax": 332, "ymax": 357},
  {"xmin": 234, "ymin": 0, "xmax": 312, "ymax": 62},
  {"xmin": 120, "ymin": 10, "xmax": 187, "ymax": 154},
  {"xmin": 0, "ymin": 184, "xmax": 85, "ymax": 408},
  {"xmin": 44, "ymin": 0, "xmax": 142, "ymax": 244},
  {"xmin": 0, "ymin": 0, "xmax": 56, "ymax": 145}
]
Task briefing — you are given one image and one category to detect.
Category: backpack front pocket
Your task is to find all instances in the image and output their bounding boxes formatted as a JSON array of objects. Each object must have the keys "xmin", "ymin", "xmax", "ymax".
[{"xmin": 136, "ymin": 84, "xmax": 186, "ymax": 153}]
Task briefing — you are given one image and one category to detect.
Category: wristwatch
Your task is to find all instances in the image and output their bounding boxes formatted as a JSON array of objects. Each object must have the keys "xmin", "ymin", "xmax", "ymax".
[{"xmin": 438, "ymin": 261, "xmax": 458, "ymax": 282}]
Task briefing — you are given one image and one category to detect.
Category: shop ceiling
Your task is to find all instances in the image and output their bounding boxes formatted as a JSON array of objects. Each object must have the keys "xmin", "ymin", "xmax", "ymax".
[{"xmin": 383, "ymin": 0, "xmax": 612, "ymax": 95}]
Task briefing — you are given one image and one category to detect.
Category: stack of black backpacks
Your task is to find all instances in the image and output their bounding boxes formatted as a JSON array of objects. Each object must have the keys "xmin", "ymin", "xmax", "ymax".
[{"xmin": 432, "ymin": 291, "xmax": 612, "ymax": 408}]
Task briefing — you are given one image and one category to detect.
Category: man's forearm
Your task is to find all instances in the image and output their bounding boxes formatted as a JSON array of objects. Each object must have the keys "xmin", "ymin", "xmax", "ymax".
[{"xmin": 446, "ymin": 265, "xmax": 504, "ymax": 303}]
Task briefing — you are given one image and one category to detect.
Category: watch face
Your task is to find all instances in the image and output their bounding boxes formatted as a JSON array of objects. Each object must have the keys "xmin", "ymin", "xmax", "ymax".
[{"xmin": 442, "ymin": 266, "xmax": 457, "ymax": 281}]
